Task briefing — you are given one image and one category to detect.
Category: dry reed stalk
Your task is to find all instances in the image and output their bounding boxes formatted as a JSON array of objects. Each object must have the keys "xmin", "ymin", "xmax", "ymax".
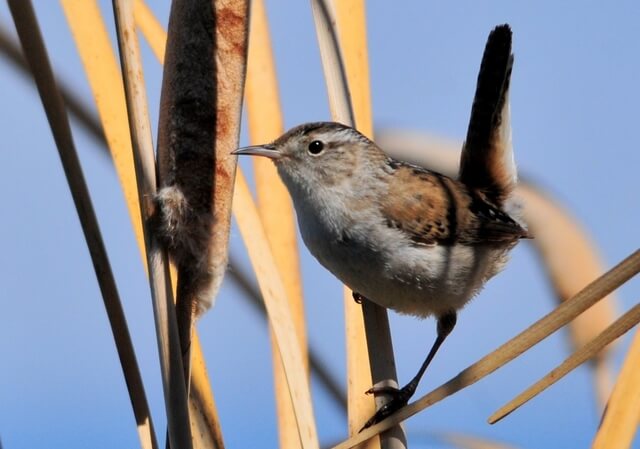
[
  {"xmin": 233, "ymin": 171, "xmax": 320, "ymax": 449},
  {"xmin": 7, "ymin": 2, "xmax": 158, "ymax": 448},
  {"xmin": 111, "ymin": 1, "xmax": 192, "ymax": 447},
  {"xmin": 333, "ymin": 249, "xmax": 640, "ymax": 449},
  {"xmin": 591, "ymin": 327, "xmax": 640, "ymax": 449},
  {"xmin": 245, "ymin": 1, "xmax": 310, "ymax": 448},
  {"xmin": 376, "ymin": 130, "xmax": 619, "ymax": 411},
  {"xmin": 310, "ymin": 1, "xmax": 403, "ymax": 447},
  {"xmin": 489, "ymin": 303, "xmax": 640, "ymax": 424}
]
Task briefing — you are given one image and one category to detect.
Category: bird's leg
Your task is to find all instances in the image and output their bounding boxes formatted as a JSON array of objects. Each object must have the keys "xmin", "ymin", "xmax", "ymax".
[{"xmin": 360, "ymin": 311, "xmax": 457, "ymax": 431}]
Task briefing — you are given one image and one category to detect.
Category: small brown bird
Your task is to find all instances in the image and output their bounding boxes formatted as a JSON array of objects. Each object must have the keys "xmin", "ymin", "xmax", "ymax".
[{"xmin": 234, "ymin": 24, "xmax": 528, "ymax": 428}]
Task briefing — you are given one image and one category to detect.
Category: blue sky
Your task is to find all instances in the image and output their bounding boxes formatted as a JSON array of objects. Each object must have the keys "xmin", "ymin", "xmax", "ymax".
[{"xmin": 1, "ymin": 1, "xmax": 639, "ymax": 448}]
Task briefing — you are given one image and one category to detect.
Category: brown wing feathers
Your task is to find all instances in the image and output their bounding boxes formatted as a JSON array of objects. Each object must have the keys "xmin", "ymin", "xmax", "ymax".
[{"xmin": 381, "ymin": 167, "xmax": 527, "ymax": 246}]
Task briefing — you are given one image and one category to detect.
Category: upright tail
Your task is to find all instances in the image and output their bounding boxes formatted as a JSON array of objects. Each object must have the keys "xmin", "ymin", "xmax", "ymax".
[{"xmin": 459, "ymin": 24, "xmax": 515, "ymax": 206}]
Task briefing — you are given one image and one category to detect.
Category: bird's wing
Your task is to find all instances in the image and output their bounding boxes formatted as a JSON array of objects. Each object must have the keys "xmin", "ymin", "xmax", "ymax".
[
  {"xmin": 381, "ymin": 165, "xmax": 528, "ymax": 246},
  {"xmin": 459, "ymin": 24, "xmax": 515, "ymax": 206},
  {"xmin": 380, "ymin": 167, "xmax": 459, "ymax": 245}
]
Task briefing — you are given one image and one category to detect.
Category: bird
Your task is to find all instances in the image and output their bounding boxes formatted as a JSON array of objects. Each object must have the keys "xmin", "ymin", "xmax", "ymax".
[{"xmin": 233, "ymin": 24, "xmax": 528, "ymax": 429}]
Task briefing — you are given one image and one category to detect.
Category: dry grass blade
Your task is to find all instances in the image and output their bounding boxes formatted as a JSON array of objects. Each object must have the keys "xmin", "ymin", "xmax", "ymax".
[
  {"xmin": 311, "ymin": 1, "xmax": 402, "ymax": 445},
  {"xmin": 7, "ymin": 2, "xmax": 158, "ymax": 448},
  {"xmin": 376, "ymin": 130, "xmax": 619, "ymax": 411},
  {"xmin": 245, "ymin": 1, "xmax": 310, "ymax": 448},
  {"xmin": 489, "ymin": 303, "xmax": 640, "ymax": 424},
  {"xmin": 233, "ymin": 171, "xmax": 319, "ymax": 449},
  {"xmin": 111, "ymin": 1, "xmax": 192, "ymax": 448},
  {"xmin": 592, "ymin": 327, "xmax": 640, "ymax": 448},
  {"xmin": 332, "ymin": 249, "xmax": 640, "ymax": 449}
]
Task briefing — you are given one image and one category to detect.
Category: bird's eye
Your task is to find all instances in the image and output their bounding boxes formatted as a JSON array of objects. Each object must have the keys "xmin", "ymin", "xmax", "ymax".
[{"xmin": 308, "ymin": 140, "xmax": 324, "ymax": 155}]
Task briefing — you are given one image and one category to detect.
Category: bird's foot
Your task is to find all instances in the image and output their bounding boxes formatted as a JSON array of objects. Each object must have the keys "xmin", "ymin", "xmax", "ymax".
[{"xmin": 360, "ymin": 382, "xmax": 417, "ymax": 431}]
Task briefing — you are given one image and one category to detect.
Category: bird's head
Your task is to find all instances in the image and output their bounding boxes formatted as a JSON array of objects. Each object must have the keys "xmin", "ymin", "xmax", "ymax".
[{"xmin": 233, "ymin": 122, "xmax": 383, "ymax": 195}]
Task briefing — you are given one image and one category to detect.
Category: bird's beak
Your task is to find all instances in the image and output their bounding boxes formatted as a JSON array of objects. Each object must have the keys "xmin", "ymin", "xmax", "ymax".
[{"xmin": 232, "ymin": 144, "xmax": 281, "ymax": 160}]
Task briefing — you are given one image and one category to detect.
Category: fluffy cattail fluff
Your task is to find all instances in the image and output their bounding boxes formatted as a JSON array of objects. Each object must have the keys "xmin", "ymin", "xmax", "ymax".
[{"xmin": 155, "ymin": 185, "xmax": 223, "ymax": 316}]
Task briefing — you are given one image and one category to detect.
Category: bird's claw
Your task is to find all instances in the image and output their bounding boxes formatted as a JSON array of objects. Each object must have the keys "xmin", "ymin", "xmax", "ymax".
[{"xmin": 359, "ymin": 395, "xmax": 408, "ymax": 432}]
